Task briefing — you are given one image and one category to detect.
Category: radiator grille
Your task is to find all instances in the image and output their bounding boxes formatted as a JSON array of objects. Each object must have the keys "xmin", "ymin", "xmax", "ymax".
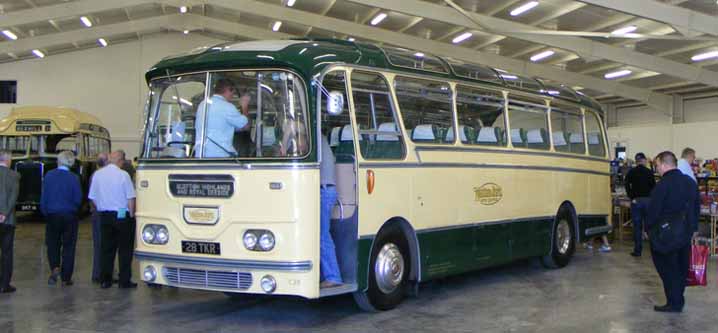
[{"xmin": 163, "ymin": 267, "xmax": 252, "ymax": 290}]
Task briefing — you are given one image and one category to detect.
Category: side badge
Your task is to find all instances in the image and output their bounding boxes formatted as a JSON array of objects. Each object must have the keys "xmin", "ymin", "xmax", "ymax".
[{"xmin": 474, "ymin": 183, "xmax": 503, "ymax": 206}]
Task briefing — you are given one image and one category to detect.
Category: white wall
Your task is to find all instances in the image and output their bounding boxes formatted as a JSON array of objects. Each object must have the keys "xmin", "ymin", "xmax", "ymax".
[
  {"xmin": 0, "ymin": 32, "xmax": 223, "ymax": 158},
  {"xmin": 607, "ymin": 96, "xmax": 718, "ymax": 160}
]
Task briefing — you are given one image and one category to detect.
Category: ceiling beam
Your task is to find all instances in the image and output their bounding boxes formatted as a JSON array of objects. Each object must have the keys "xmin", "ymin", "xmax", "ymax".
[
  {"xmin": 210, "ymin": 0, "xmax": 671, "ymax": 111},
  {"xmin": 576, "ymin": 0, "xmax": 718, "ymax": 37},
  {"xmin": 347, "ymin": 0, "xmax": 718, "ymax": 88}
]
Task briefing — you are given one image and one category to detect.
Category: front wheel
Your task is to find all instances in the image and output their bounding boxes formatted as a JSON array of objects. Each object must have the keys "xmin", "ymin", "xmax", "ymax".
[
  {"xmin": 541, "ymin": 208, "xmax": 576, "ymax": 269},
  {"xmin": 353, "ymin": 226, "xmax": 411, "ymax": 311}
]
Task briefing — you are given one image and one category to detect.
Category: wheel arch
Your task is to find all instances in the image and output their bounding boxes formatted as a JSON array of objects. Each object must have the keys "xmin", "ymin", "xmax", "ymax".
[{"xmin": 371, "ymin": 216, "xmax": 421, "ymax": 284}]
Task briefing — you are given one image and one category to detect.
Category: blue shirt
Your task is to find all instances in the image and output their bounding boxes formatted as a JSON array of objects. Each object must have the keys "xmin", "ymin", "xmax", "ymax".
[
  {"xmin": 40, "ymin": 166, "xmax": 82, "ymax": 215},
  {"xmin": 677, "ymin": 158, "xmax": 696, "ymax": 183},
  {"xmin": 88, "ymin": 164, "xmax": 136, "ymax": 212},
  {"xmin": 194, "ymin": 95, "xmax": 248, "ymax": 158},
  {"xmin": 646, "ymin": 169, "xmax": 700, "ymax": 236}
]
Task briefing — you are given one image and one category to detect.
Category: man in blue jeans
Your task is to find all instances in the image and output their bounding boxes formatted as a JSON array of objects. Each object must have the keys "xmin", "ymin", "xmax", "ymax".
[
  {"xmin": 319, "ymin": 135, "xmax": 342, "ymax": 288},
  {"xmin": 624, "ymin": 152, "xmax": 655, "ymax": 257}
]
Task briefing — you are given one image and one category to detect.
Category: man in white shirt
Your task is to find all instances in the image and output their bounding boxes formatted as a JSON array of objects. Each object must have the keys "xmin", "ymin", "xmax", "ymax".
[
  {"xmin": 194, "ymin": 79, "xmax": 250, "ymax": 158},
  {"xmin": 88, "ymin": 151, "xmax": 137, "ymax": 289},
  {"xmin": 677, "ymin": 147, "xmax": 697, "ymax": 183}
]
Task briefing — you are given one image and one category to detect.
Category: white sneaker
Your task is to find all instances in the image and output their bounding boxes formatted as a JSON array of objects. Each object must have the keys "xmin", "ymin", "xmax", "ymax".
[
  {"xmin": 584, "ymin": 243, "xmax": 593, "ymax": 250},
  {"xmin": 599, "ymin": 244, "xmax": 612, "ymax": 253}
]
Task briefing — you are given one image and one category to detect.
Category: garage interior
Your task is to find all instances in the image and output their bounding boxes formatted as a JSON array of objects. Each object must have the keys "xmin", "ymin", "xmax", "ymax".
[{"xmin": 1, "ymin": 0, "xmax": 718, "ymax": 332}]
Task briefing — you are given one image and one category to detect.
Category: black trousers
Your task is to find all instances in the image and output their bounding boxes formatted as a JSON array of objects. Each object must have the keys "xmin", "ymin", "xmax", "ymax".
[
  {"xmin": 45, "ymin": 213, "xmax": 79, "ymax": 281},
  {"xmin": 99, "ymin": 213, "xmax": 135, "ymax": 285},
  {"xmin": 0, "ymin": 225, "xmax": 14, "ymax": 289},
  {"xmin": 651, "ymin": 243, "xmax": 691, "ymax": 310}
]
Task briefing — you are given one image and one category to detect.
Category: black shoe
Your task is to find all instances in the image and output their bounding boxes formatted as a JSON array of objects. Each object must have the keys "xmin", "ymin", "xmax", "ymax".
[
  {"xmin": 0, "ymin": 285, "xmax": 16, "ymax": 293},
  {"xmin": 100, "ymin": 281, "xmax": 113, "ymax": 289},
  {"xmin": 630, "ymin": 252, "xmax": 641, "ymax": 257},
  {"xmin": 654, "ymin": 304, "xmax": 682, "ymax": 313},
  {"xmin": 48, "ymin": 269, "xmax": 60, "ymax": 286},
  {"xmin": 119, "ymin": 282, "xmax": 138, "ymax": 289},
  {"xmin": 91, "ymin": 278, "xmax": 101, "ymax": 284},
  {"xmin": 62, "ymin": 280, "xmax": 74, "ymax": 286}
]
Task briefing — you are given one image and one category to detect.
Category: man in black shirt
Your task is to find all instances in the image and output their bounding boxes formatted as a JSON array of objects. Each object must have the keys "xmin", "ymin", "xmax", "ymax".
[
  {"xmin": 646, "ymin": 151, "xmax": 699, "ymax": 313},
  {"xmin": 624, "ymin": 152, "xmax": 655, "ymax": 256}
]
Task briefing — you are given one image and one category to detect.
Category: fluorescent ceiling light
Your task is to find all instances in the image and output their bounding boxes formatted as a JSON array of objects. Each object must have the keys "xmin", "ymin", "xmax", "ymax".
[
  {"xmin": 183, "ymin": 30, "xmax": 189, "ymax": 34},
  {"xmin": 97, "ymin": 38, "xmax": 108, "ymax": 47},
  {"xmin": 1, "ymin": 30, "xmax": 17, "ymax": 41},
  {"xmin": 272, "ymin": 21, "xmax": 282, "ymax": 32},
  {"xmin": 452, "ymin": 32, "xmax": 472, "ymax": 44},
  {"xmin": 32, "ymin": 49, "xmax": 45, "ymax": 58},
  {"xmin": 500, "ymin": 74, "xmax": 518, "ymax": 80},
  {"xmin": 691, "ymin": 50, "xmax": 718, "ymax": 62},
  {"xmin": 370, "ymin": 13, "xmax": 387, "ymax": 26},
  {"xmin": 530, "ymin": 50, "xmax": 554, "ymax": 62},
  {"xmin": 510, "ymin": 1, "xmax": 539, "ymax": 16},
  {"xmin": 414, "ymin": 52, "xmax": 425, "ymax": 57},
  {"xmin": 347, "ymin": 37, "xmax": 355, "ymax": 42},
  {"xmin": 287, "ymin": 0, "xmax": 296, "ymax": 6},
  {"xmin": 547, "ymin": 90, "xmax": 560, "ymax": 95},
  {"xmin": 604, "ymin": 69, "xmax": 632, "ymax": 79},
  {"xmin": 611, "ymin": 25, "xmax": 637, "ymax": 35},
  {"xmin": 179, "ymin": 6, "xmax": 188, "ymax": 13},
  {"xmin": 80, "ymin": 16, "xmax": 92, "ymax": 28}
]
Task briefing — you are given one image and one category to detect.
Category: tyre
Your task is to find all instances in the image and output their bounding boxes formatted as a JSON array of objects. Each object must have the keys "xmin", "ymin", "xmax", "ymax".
[
  {"xmin": 353, "ymin": 225, "xmax": 411, "ymax": 311},
  {"xmin": 541, "ymin": 207, "xmax": 576, "ymax": 269}
]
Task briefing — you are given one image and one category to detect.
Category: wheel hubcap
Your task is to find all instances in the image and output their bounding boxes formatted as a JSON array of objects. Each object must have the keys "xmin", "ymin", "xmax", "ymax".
[
  {"xmin": 556, "ymin": 219, "xmax": 571, "ymax": 255},
  {"xmin": 374, "ymin": 243, "xmax": 405, "ymax": 294}
]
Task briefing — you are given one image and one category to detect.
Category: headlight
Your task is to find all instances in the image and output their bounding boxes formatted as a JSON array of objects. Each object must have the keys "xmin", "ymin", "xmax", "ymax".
[
  {"xmin": 142, "ymin": 224, "xmax": 169, "ymax": 245},
  {"xmin": 258, "ymin": 232, "xmax": 275, "ymax": 251},
  {"xmin": 260, "ymin": 275, "xmax": 276, "ymax": 293},
  {"xmin": 143, "ymin": 266, "xmax": 157, "ymax": 282},
  {"xmin": 243, "ymin": 232, "xmax": 258, "ymax": 250}
]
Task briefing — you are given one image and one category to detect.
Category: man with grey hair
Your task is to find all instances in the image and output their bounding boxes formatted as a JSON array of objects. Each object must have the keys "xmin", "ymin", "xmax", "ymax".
[
  {"xmin": 116, "ymin": 149, "xmax": 135, "ymax": 182},
  {"xmin": 0, "ymin": 150, "xmax": 19, "ymax": 293},
  {"xmin": 40, "ymin": 151, "xmax": 82, "ymax": 286}
]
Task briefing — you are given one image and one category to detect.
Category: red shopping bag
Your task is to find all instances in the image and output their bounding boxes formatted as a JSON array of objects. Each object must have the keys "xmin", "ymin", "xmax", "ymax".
[{"xmin": 687, "ymin": 244, "xmax": 708, "ymax": 287}]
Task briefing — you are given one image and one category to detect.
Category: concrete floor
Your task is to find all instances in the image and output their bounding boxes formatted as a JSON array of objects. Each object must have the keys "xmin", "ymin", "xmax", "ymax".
[{"xmin": 1, "ymin": 217, "xmax": 717, "ymax": 333}]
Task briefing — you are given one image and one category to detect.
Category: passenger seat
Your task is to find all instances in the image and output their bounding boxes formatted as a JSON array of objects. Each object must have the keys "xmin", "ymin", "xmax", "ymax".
[
  {"xmin": 445, "ymin": 125, "xmax": 473, "ymax": 144},
  {"xmin": 526, "ymin": 128, "xmax": 549, "ymax": 150},
  {"xmin": 371, "ymin": 123, "xmax": 402, "ymax": 159},
  {"xmin": 511, "ymin": 128, "xmax": 527, "ymax": 148},
  {"xmin": 411, "ymin": 124, "xmax": 438, "ymax": 143},
  {"xmin": 552, "ymin": 131, "xmax": 569, "ymax": 152},
  {"xmin": 569, "ymin": 132, "xmax": 585, "ymax": 154},
  {"xmin": 476, "ymin": 127, "xmax": 502, "ymax": 146},
  {"xmin": 336, "ymin": 124, "xmax": 359, "ymax": 162}
]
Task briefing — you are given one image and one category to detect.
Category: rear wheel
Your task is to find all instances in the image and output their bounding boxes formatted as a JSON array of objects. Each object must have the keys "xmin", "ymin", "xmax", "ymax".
[
  {"xmin": 541, "ymin": 207, "xmax": 576, "ymax": 269},
  {"xmin": 353, "ymin": 225, "xmax": 411, "ymax": 311}
]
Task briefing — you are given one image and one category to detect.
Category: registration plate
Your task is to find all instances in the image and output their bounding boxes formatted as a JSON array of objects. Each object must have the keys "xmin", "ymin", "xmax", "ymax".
[{"xmin": 181, "ymin": 241, "xmax": 221, "ymax": 255}]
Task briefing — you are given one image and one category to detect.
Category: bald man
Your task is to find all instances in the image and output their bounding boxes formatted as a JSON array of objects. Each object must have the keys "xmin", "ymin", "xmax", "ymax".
[
  {"xmin": 88, "ymin": 151, "xmax": 137, "ymax": 289},
  {"xmin": 90, "ymin": 152, "xmax": 109, "ymax": 283}
]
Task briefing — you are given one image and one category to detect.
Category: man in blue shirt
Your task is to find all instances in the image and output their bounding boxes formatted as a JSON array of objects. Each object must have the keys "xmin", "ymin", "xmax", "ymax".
[
  {"xmin": 40, "ymin": 151, "xmax": 83, "ymax": 286},
  {"xmin": 677, "ymin": 147, "xmax": 697, "ymax": 183},
  {"xmin": 194, "ymin": 79, "xmax": 250, "ymax": 158}
]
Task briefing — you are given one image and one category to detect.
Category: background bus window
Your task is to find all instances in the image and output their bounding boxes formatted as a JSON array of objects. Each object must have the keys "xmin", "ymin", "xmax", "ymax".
[
  {"xmin": 585, "ymin": 111, "xmax": 607, "ymax": 157},
  {"xmin": 394, "ymin": 76, "xmax": 454, "ymax": 144},
  {"xmin": 1, "ymin": 136, "xmax": 31, "ymax": 156},
  {"xmin": 507, "ymin": 96, "xmax": 549, "ymax": 150},
  {"xmin": 550, "ymin": 106, "xmax": 585, "ymax": 155},
  {"xmin": 43, "ymin": 135, "xmax": 78, "ymax": 155},
  {"xmin": 456, "ymin": 85, "xmax": 506, "ymax": 146},
  {"xmin": 320, "ymin": 71, "xmax": 353, "ymax": 161},
  {"xmin": 351, "ymin": 71, "xmax": 404, "ymax": 160}
]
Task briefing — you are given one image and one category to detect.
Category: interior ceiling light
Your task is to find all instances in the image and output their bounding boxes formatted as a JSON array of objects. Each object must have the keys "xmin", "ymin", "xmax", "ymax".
[
  {"xmin": 370, "ymin": 13, "xmax": 387, "ymax": 26},
  {"xmin": 691, "ymin": 50, "xmax": 718, "ymax": 62},
  {"xmin": 32, "ymin": 49, "xmax": 45, "ymax": 58},
  {"xmin": 530, "ymin": 50, "xmax": 555, "ymax": 62},
  {"xmin": 1, "ymin": 30, "xmax": 17, "ymax": 40},
  {"xmin": 80, "ymin": 16, "xmax": 92, "ymax": 28},
  {"xmin": 97, "ymin": 38, "xmax": 108, "ymax": 47},
  {"xmin": 179, "ymin": 6, "xmax": 188, "ymax": 14},
  {"xmin": 287, "ymin": 0, "xmax": 296, "ymax": 6},
  {"xmin": 347, "ymin": 37, "xmax": 355, "ymax": 42},
  {"xmin": 272, "ymin": 21, "xmax": 282, "ymax": 32},
  {"xmin": 510, "ymin": 1, "xmax": 539, "ymax": 16},
  {"xmin": 604, "ymin": 69, "xmax": 632, "ymax": 79},
  {"xmin": 452, "ymin": 32, "xmax": 473, "ymax": 44},
  {"xmin": 183, "ymin": 30, "xmax": 189, "ymax": 34},
  {"xmin": 611, "ymin": 25, "xmax": 637, "ymax": 35},
  {"xmin": 414, "ymin": 52, "xmax": 425, "ymax": 57}
]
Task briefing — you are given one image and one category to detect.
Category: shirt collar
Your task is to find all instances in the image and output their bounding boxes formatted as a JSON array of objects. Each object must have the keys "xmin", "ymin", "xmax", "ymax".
[
  {"xmin": 58, "ymin": 166, "xmax": 70, "ymax": 171},
  {"xmin": 213, "ymin": 94, "xmax": 227, "ymax": 102}
]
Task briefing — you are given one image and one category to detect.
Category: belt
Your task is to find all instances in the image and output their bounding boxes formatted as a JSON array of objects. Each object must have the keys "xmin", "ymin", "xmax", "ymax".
[{"xmin": 320, "ymin": 184, "xmax": 336, "ymax": 189}]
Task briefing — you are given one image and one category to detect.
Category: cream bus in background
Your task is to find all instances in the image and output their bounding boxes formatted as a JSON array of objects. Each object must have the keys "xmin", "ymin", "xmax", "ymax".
[
  {"xmin": 0, "ymin": 106, "xmax": 111, "ymax": 213},
  {"xmin": 135, "ymin": 40, "xmax": 611, "ymax": 311}
]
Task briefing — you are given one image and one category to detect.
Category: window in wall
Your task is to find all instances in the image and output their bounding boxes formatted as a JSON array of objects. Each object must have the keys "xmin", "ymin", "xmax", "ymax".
[
  {"xmin": 394, "ymin": 76, "xmax": 454, "ymax": 144},
  {"xmin": 455, "ymin": 85, "xmax": 506, "ymax": 146},
  {"xmin": 550, "ymin": 105, "xmax": 585, "ymax": 154},
  {"xmin": 351, "ymin": 71, "xmax": 404, "ymax": 159},
  {"xmin": 0, "ymin": 81, "xmax": 17, "ymax": 104},
  {"xmin": 507, "ymin": 95, "xmax": 549, "ymax": 150},
  {"xmin": 585, "ymin": 110, "xmax": 607, "ymax": 157}
]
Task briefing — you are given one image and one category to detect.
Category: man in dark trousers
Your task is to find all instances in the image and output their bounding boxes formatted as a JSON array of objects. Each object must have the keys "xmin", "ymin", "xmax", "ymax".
[
  {"xmin": 646, "ymin": 151, "xmax": 700, "ymax": 313},
  {"xmin": 0, "ymin": 150, "xmax": 19, "ymax": 293},
  {"xmin": 624, "ymin": 152, "xmax": 655, "ymax": 257},
  {"xmin": 40, "ymin": 151, "xmax": 83, "ymax": 286}
]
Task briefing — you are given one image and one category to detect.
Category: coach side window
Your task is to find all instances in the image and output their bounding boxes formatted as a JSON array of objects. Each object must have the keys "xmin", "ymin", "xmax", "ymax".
[
  {"xmin": 585, "ymin": 110, "xmax": 607, "ymax": 157},
  {"xmin": 455, "ymin": 85, "xmax": 506, "ymax": 146},
  {"xmin": 550, "ymin": 105, "xmax": 585, "ymax": 155},
  {"xmin": 394, "ymin": 76, "xmax": 454, "ymax": 144},
  {"xmin": 507, "ymin": 95, "xmax": 549, "ymax": 150}
]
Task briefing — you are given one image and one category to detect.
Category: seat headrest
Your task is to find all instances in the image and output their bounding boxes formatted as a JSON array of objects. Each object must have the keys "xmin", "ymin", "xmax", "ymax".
[
  {"xmin": 477, "ymin": 127, "xmax": 499, "ymax": 143},
  {"xmin": 329, "ymin": 127, "xmax": 341, "ymax": 147},
  {"xmin": 588, "ymin": 132, "xmax": 601, "ymax": 145},
  {"xmin": 511, "ymin": 128, "xmax": 524, "ymax": 144},
  {"xmin": 376, "ymin": 123, "xmax": 400, "ymax": 142},
  {"xmin": 445, "ymin": 125, "xmax": 468, "ymax": 142},
  {"xmin": 569, "ymin": 132, "xmax": 584, "ymax": 144},
  {"xmin": 552, "ymin": 131, "xmax": 567, "ymax": 146},
  {"xmin": 262, "ymin": 126, "xmax": 276, "ymax": 146},
  {"xmin": 340, "ymin": 124, "xmax": 361, "ymax": 141},
  {"xmin": 527, "ymin": 129, "xmax": 545, "ymax": 144},
  {"xmin": 412, "ymin": 124, "xmax": 436, "ymax": 141}
]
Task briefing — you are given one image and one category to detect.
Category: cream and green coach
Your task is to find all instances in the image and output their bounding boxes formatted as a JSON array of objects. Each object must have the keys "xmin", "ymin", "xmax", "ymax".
[{"xmin": 135, "ymin": 39, "xmax": 611, "ymax": 311}]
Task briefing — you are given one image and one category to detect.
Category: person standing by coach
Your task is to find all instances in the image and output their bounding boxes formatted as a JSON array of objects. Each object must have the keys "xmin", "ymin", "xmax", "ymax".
[
  {"xmin": 624, "ymin": 152, "xmax": 655, "ymax": 257},
  {"xmin": 88, "ymin": 151, "xmax": 137, "ymax": 289},
  {"xmin": 0, "ymin": 150, "xmax": 19, "ymax": 293},
  {"xmin": 646, "ymin": 151, "xmax": 700, "ymax": 313}
]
